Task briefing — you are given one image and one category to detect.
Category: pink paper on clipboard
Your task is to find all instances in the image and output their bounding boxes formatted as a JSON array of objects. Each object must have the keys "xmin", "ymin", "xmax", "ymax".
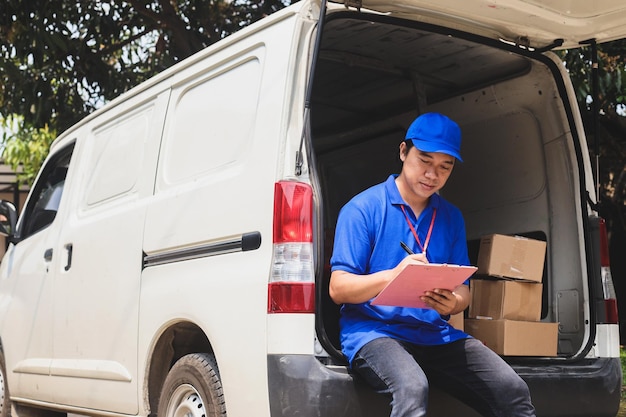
[{"xmin": 371, "ymin": 263, "xmax": 477, "ymax": 309}]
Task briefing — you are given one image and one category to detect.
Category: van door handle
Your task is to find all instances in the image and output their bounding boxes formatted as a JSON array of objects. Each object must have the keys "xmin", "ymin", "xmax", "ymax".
[
  {"xmin": 44, "ymin": 248, "xmax": 53, "ymax": 262},
  {"xmin": 64, "ymin": 243, "xmax": 73, "ymax": 271}
]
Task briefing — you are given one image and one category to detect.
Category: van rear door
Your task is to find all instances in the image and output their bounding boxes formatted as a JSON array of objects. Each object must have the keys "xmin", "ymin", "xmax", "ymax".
[{"xmin": 353, "ymin": 0, "xmax": 626, "ymax": 48}]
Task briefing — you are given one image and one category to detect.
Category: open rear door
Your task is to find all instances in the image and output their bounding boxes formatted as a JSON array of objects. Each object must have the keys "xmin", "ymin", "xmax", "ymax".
[{"xmin": 342, "ymin": 0, "xmax": 626, "ymax": 49}]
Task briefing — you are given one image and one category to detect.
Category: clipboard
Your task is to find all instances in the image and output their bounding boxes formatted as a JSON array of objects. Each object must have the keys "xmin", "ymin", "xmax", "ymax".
[{"xmin": 371, "ymin": 263, "xmax": 477, "ymax": 309}]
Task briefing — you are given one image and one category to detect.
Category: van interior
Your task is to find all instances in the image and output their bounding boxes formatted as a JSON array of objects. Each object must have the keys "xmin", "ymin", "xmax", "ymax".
[{"xmin": 310, "ymin": 11, "xmax": 587, "ymax": 362}]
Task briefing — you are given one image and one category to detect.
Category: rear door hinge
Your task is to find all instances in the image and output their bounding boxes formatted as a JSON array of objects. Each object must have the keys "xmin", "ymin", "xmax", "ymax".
[{"xmin": 344, "ymin": 0, "xmax": 362, "ymax": 11}]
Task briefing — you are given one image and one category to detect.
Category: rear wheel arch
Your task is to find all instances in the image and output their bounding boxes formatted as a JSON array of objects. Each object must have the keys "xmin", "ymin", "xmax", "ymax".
[
  {"xmin": 157, "ymin": 353, "xmax": 226, "ymax": 417},
  {"xmin": 147, "ymin": 321, "xmax": 218, "ymax": 415}
]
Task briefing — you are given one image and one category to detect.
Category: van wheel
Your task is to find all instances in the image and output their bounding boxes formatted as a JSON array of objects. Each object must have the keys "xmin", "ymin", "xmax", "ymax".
[
  {"xmin": 0, "ymin": 350, "xmax": 9, "ymax": 417},
  {"xmin": 157, "ymin": 353, "xmax": 226, "ymax": 417}
]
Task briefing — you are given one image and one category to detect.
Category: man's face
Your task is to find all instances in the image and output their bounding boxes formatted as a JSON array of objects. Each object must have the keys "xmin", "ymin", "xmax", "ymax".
[{"xmin": 399, "ymin": 142, "xmax": 455, "ymax": 201}]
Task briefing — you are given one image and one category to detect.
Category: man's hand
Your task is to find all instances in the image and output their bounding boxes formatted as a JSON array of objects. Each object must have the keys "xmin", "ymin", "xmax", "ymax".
[
  {"xmin": 421, "ymin": 285, "xmax": 470, "ymax": 315},
  {"xmin": 393, "ymin": 252, "xmax": 429, "ymax": 273}
]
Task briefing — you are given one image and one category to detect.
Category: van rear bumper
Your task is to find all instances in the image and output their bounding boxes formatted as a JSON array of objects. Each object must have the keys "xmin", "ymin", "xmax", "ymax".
[
  {"xmin": 267, "ymin": 354, "xmax": 621, "ymax": 417},
  {"xmin": 267, "ymin": 354, "xmax": 390, "ymax": 417},
  {"xmin": 513, "ymin": 356, "xmax": 622, "ymax": 417}
]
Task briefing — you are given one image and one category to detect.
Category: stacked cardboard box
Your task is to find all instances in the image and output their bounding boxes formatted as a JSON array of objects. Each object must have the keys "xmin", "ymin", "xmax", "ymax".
[
  {"xmin": 475, "ymin": 234, "xmax": 546, "ymax": 283},
  {"xmin": 465, "ymin": 234, "xmax": 558, "ymax": 356},
  {"xmin": 448, "ymin": 311, "xmax": 464, "ymax": 331}
]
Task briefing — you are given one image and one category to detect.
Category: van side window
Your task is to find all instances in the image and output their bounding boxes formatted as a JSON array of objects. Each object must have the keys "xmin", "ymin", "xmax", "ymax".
[
  {"xmin": 19, "ymin": 144, "xmax": 75, "ymax": 238},
  {"xmin": 162, "ymin": 57, "xmax": 262, "ymax": 185},
  {"xmin": 84, "ymin": 105, "xmax": 153, "ymax": 206}
]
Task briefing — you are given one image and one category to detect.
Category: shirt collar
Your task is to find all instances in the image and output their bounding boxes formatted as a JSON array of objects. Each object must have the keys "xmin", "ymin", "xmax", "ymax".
[{"xmin": 385, "ymin": 174, "xmax": 441, "ymax": 210}]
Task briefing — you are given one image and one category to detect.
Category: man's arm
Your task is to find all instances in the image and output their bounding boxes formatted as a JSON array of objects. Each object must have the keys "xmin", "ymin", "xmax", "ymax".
[{"xmin": 329, "ymin": 253, "xmax": 429, "ymax": 304}]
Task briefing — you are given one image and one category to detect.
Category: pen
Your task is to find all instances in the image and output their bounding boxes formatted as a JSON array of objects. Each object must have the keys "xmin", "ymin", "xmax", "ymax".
[{"xmin": 400, "ymin": 241, "xmax": 414, "ymax": 255}]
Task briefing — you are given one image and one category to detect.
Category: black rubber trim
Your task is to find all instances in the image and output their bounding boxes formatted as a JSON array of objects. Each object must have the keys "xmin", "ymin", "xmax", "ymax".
[{"xmin": 143, "ymin": 231, "xmax": 261, "ymax": 268}]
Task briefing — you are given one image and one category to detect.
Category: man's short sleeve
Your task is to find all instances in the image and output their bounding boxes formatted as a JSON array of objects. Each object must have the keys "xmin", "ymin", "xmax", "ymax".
[{"xmin": 330, "ymin": 196, "xmax": 377, "ymax": 275}]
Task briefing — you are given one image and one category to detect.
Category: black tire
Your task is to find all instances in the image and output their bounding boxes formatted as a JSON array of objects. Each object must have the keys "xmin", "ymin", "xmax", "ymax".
[
  {"xmin": 157, "ymin": 353, "xmax": 226, "ymax": 417},
  {"xmin": 0, "ymin": 350, "xmax": 9, "ymax": 417}
]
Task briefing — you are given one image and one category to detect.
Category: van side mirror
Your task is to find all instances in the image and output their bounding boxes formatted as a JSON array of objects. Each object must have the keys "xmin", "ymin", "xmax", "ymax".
[{"xmin": 0, "ymin": 201, "xmax": 18, "ymax": 237}]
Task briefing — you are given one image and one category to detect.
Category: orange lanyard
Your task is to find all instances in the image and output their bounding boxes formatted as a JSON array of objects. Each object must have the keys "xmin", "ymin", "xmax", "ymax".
[{"xmin": 400, "ymin": 205, "xmax": 437, "ymax": 255}]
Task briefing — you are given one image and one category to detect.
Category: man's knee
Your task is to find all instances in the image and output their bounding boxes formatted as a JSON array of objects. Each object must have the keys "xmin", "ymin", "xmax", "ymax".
[
  {"xmin": 492, "ymin": 374, "xmax": 535, "ymax": 417},
  {"xmin": 506, "ymin": 372, "xmax": 531, "ymax": 398},
  {"xmin": 395, "ymin": 375, "xmax": 428, "ymax": 397}
]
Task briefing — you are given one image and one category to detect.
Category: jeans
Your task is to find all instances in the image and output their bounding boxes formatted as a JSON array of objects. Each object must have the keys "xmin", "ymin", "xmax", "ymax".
[{"xmin": 352, "ymin": 337, "xmax": 536, "ymax": 417}]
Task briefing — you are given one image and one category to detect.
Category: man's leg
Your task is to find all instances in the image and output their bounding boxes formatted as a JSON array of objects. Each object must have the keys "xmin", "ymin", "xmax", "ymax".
[
  {"xmin": 352, "ymin": 337, "xmax": 429, "ymax": 417},
  {"xmin": 414, "ymin": 338, "xmax": 536, "ymax": 417}
]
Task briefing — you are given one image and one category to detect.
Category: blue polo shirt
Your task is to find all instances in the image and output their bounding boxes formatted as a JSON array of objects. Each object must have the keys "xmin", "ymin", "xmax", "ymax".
[{"xmin": 331, "ymin": 174, "xmax": 471, "ymax": 365}]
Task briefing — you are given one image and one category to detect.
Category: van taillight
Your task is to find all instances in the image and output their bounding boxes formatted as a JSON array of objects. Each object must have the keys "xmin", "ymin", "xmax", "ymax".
[
  {"xmin": 268, "ymin": 181, "xmax": 315, "ymax": 313},
  {"xmin": 599, "ymin": 218, "xmax": 619, "ymax": 324}
]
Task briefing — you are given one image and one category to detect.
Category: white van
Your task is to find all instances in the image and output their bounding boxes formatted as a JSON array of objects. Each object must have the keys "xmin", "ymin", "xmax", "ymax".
[{"xmin": 0, "ymin": 1, "xmax": 623, "ymax": 416}]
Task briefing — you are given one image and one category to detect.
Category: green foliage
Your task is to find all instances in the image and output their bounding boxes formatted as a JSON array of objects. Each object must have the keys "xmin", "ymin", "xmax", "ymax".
[
  {"xmin": 0, "ymin": 115, "xmax": 55, "ymax": 186},
  {"xmin": 558, "ymin": 40, "xmax": 626, "ymax": 117},
  {"xmin": 0, "ymin": 0, "xmax": 293, "ymax": 186},
  {"xmin": 1, "ymin": 2, "xmax": 626, "ymax": 209},
  {"xmin": 619, "ymin": 346, "xmax": 626, "ymax": 400},
  {"xmin": 556, "ymin": 40, "xmax": 626, "ymax": 232},
  {"xmin": 0, "ymin": 0, "xmax": 292, "ymax": 134}
]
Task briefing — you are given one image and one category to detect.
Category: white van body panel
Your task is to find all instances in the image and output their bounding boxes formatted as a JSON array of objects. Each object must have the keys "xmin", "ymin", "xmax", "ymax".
[
  {"xmin": 0, "ymin": 5, "xmax": 311, "ymax": 416},
  {"xmin": 0, "ymin": 133, "xmax": 80, "ymax": 405},
  {"xmin": 44, "ymin": 93, "xmax": 168, "ymax": 413},
  {"xmin": 0, "ymin": 90, "xmax": 170, "ymax": 412},
  {"xmin": 138, "ymin": 8, "xmax": 310, "ymax": 417},
  {"xmin": 594, "ymin": 324, "xmax": 621, "ymax": 358},
  {"xmin": 0, "ymin": 221, "xmax": 57, "ymax": 404}
]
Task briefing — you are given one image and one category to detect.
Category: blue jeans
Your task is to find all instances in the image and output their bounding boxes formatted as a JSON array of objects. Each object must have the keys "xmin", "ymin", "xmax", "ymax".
[{"xmin": 352, "ymin": 337, "xmax": 536, "ymax": 417}]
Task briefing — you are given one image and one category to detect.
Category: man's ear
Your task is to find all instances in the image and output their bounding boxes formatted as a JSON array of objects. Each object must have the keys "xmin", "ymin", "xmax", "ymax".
[{"xmin": 399, "ymin": 141, "xmax": 407, "ymax": 162}]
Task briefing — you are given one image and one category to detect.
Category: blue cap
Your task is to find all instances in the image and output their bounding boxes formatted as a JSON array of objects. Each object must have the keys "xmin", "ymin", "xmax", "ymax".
[{"xmin": 405, "ymin": 113, "xmax": 463, "ymax": 162}]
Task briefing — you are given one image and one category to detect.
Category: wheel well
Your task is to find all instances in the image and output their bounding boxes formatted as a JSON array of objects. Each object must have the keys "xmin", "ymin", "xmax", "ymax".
[{"xmin": 147, "ymin": 322, "xmax": 215, "ymax": 417}]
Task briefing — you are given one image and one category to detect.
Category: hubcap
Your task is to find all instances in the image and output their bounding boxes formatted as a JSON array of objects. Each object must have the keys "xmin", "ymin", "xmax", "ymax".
[
  {"xmin": 0, "ymin": 367, "xmax": 5, "ymax": 410},
  {"xmin": 167, "ymin": 384, "xmax": 207, "ymax": 417}
]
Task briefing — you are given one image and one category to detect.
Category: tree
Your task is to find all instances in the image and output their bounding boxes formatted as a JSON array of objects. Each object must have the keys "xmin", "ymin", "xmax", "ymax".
[
  {"xmin": 0, "ymin": 115, "xmax": 55, "ymax": 186},
  {"xmin": 2, "ymin": 3, "xmax": 626, "ymax": 201},
  {"xmin": 559, "ymin": 40, "xmax": 626, "ymax": 204},
  {"xmin": 559, "ymin": 40, "xmax": 626, "ymax": 342},
  {"xmin": 0, "ymin": 0, "xmax": 292, "ymax": 184},
  {"xmin": 0, "ymin": 0, "xmax": 291, "ymax": 131}
]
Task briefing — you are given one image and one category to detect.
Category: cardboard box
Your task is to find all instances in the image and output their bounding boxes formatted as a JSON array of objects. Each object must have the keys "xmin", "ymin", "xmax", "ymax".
[
  {"xmin": 469, "ymin": 279, "xmax": 542, "ymax": 321},
  {"xmin": 465, "ymin": 319, "xmax": 558, "ymax": 356},
  {"xmin": 448, "ymin": 311, "xmax": 464, "ymax": 331},
  {"xmin": 477, "ymin": 234, "xmax": 546, "ymax": 282}
]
